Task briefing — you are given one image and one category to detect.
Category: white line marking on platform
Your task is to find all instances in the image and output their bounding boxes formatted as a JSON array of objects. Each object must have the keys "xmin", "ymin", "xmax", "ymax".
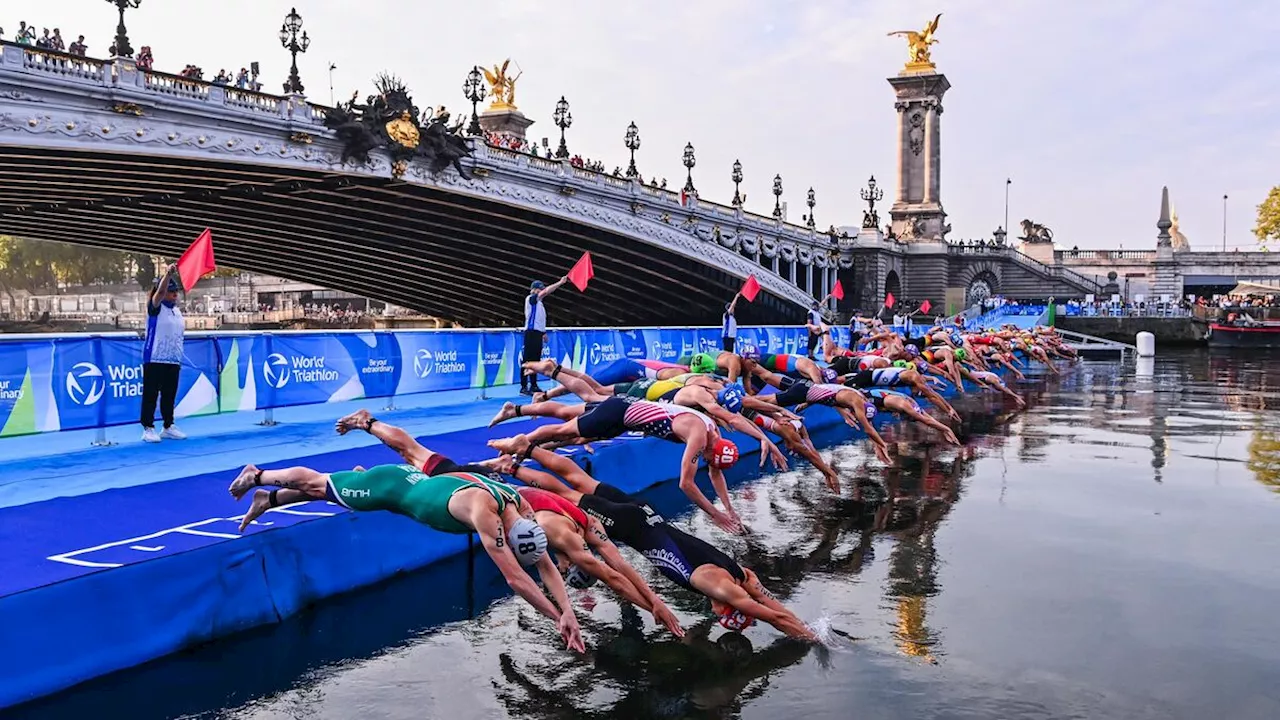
[
  {"xmin": 176, "ymin": 528, "xmax": 241, "ymax": 539},
  {"xmin": 129, "ymin": 545, "xmax": 165, "ymax": 552}
]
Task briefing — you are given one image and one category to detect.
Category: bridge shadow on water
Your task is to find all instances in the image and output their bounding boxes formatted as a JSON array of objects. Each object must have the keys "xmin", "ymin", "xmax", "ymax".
[{"xmin": 5, "ymin": 378, "xmax": 1045, "ymax": 720}]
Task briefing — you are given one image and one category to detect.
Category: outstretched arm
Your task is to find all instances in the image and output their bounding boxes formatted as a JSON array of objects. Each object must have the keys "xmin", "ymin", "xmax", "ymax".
[
  {"xmin": 704, "ymin": 403, "xmax": 788, "ymax": 471},
  {"xmin": 679, "ymin": 440, "xmax": 741, "ymax": 533},
  {"xmin": 538, "ymin": 275, "xmax": 570, "ymax": 299},
  {"xmin": 585, "ymin": 519, "xmax": 684, "ymax": 637}
]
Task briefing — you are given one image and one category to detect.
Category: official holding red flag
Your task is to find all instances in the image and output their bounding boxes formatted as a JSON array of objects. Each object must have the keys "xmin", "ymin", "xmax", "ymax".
[
  {"xmin": 521, "ymin": 270, "xmax": 570, "ymax": 396},
  {"xmin": 140, "ymin": 262, "xmax": 188, "ymax": 443}
]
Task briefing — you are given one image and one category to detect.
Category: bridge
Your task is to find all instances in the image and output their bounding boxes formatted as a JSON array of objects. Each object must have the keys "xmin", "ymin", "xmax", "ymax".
[{"xmin": 0, "ymin": 39, "xmax": 1107, "ymax": 325}]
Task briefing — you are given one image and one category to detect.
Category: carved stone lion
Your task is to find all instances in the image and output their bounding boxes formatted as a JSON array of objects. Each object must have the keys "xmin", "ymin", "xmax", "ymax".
[{"xmin": 1019, "ymin": 218, "xmax": 1053, "ymax": 243}]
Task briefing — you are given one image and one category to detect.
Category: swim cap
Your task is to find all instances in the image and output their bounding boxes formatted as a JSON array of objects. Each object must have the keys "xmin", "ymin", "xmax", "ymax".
[
  {"xmin": 864, "ymin": 401, "xmax": 877, "ymax": 420},
  {"xmin": 565, "ymin": 564, "xmax": 598, "ymax": 589},
  {"xmin": 954, "ymin": 347, "xmax": 968, "ymax": 362},
  {"xmin": 717, "ymin": 384, "xmax": 745, "ymax": 414},
  {"xmin": 950, "ymin": 332, "xmax": 964, "ymax": 346},
  {"xmin": 893, "ymin": 360, "xmax": 911, "ymax": 369},
  {"xmin": 507, "ymin": 517, "xmax": 548, "ymax": 567},
  {"xmin": 820, "ymin": 368, "xmax": 838, "ymax": 383},
  {"xmin": 739, "ymin": 346, "xmax": 761, "ymax": 362},
  {"xmin": 905, "ymin": 345, "xmax": 920, "ymax": 358},
  {"xmin": 690, "ymin": 353, "xmax": 718, "ymax": 375},
  {"xmin": 711, "ymin": 600, "xmax": 757, "ymax": 632},
  {"xmin": 707, "ymin": 438, "xmax": 739, "ymax": 469}
]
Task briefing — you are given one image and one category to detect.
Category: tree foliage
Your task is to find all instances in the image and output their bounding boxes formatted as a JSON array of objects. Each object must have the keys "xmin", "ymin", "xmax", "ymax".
[
  {"xmin": 0, "ymin": 236, "xmax": 138, "ymax": 295},
  {"xmin": 1255, "ymin": 186, "xmax": 1280, "ymax": 248}
]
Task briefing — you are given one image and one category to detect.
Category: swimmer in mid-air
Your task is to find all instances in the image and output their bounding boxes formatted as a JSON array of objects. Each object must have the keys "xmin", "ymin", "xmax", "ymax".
[
  {"xmin": 490, "ymin": 447, "xmax": 819, "ymax": 641},
  {"xmin": 228, "ymin": 460, "xmax": 585, "ymax": 652}
]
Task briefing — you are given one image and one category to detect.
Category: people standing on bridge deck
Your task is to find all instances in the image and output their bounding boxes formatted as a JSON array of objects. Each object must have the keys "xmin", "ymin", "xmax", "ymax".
[
  {"xmin": 140, "ymin": 265, "xmax": 187, "ymax": 443},
  {"xmin": 521, "ymin": 276, "xmax": 570, "ymax": 396},
  {"xmin": 722, "ymin": 294, "xmax": 740, "ymax": 352}
]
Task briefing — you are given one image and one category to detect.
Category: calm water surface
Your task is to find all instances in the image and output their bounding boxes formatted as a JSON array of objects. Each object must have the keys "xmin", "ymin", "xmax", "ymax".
[{"xmin": 11, "ymin": 350, "xmax": 1280, "ymax": 720}]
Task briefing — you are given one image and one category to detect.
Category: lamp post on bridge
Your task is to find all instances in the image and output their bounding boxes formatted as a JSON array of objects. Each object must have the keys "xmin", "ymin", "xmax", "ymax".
[
  {"xmin": 624, "ymin": 121, "xmax": 641, "ymax": 178},
  {"xmin": 860, "ymin": 175, "xmax": 884, "ymax": 229},
  {"xmin": 106, "ymin": 0, "xmax": 141, "ymax": 59},
  {"xmin": 463, "ymin": 66, "xmax": 485, "ymax": 136},
  {"xmin": 806, "ymin": 187, "xmax": 816, "ymax": 229},
  {"xmin": 682, "ymin": 142, "xmax": 697, "ymax": 194},
  {"xmin": 278, "ymin": 7, "xmax": 311, "ymax": 95},
  {"xmin": 552, "ymin": 96, "xmax": 572, "ymax": 159},
  {"xmin": 731, "ymin": 159, "xmax": 743, "ymax": 208},
  {"xmin": 772, "ymin": 174, "xmax": 784, "ymax": 220}
]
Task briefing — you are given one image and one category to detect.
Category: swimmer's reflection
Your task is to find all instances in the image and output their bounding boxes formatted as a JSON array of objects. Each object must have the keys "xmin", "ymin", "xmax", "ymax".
[{"xmin": 495, "ymin": 605, "xmax": 811, "ymax": 720}]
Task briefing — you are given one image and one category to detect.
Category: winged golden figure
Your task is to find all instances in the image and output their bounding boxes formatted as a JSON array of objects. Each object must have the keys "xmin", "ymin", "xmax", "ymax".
[
  {"xmin": 887, "ymin": 13, "xmax": 942, "ymax": 67},
  {"xmin": 480, "ymin": 59, "xmax": 522, "ymax": 109}
]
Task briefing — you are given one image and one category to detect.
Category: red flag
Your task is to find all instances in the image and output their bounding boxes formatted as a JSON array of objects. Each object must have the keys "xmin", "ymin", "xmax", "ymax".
[
  {"xmin": 884, "ymin": 292, "xmax": 896, "ymax": 309},
  {"xmin": 919, "ymin": 299, "xmax": 932, "ymax": 315},
  {"xmin": 679, "ymin": 189, "xmax": 689, "ymax": 207},
  {"xmin": 567, "ymin": 251, "xmax": 594, "ymax": 292},
  {"xmin": 740, "ymin": 274, "xmax": 761, "ymax": 302},
  {"xmin": 832, "ymin": 280, "xmax": 845, "ymax": 301},
  {"xmin": 176, "ymin": 228, "xmax": 216, "ymax": 292}
]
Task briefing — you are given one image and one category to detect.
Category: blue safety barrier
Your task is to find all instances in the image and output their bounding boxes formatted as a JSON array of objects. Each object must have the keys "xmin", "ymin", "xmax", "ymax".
[{"xmin": 0, "ymin": 325, "xmax": 831, "ymax": 438}]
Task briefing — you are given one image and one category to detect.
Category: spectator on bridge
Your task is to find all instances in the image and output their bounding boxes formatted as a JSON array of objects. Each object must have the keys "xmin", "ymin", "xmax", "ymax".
[
  {"xmin": 50, "ymin": 28, "xmax": 64, "ymax": 52},
  {"xmin": 722, "ymin": 293, "xmax": 741, "ymax": 352},
  {"xmin": 137, "ymin": 46, "xmax": 154, "ymax": 70},
  {"xmin": 16, "ymin": 22, "xmax": 35, "ymax": 45},
  {"xmin": 235, "ymin": 68, "xmax": 250, "ymax": 89},
  {"xmin": 521, "ymin": 275, "xmax": 569, "ymax": 396},
  {"xmin": 68, "ymin": 35, "xmax": 87, "ymax": 56},
  {"xmin": 140, "ymin": 265, "xmax": 188, "ymax": 444}
]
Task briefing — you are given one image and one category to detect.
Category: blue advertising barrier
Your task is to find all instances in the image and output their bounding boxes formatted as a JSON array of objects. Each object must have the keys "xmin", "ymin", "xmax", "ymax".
[{"xmin": 0, "ymin": 326, "xmax": 817, "ymax": 438}]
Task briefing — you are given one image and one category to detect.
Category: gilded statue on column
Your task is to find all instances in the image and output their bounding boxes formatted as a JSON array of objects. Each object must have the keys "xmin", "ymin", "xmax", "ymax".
[
  {"xmin": 481, "ymin": 59, "xmax": 523, "ymax": 111},
  {"xmin": 888, "ymin": 13, "xmax": 942, "ymax": 71}
]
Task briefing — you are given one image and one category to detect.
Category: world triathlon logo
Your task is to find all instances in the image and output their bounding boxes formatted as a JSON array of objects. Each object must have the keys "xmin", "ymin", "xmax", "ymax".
[
  {"xmin": 263, "ymin": 353, "xmax": 291, "ymax": 389},
  {"xmin": 414, "ymin": 349, "xmax": 434, "ymax": 378},
  {"xmin": 65, "ymin": 362, "xmax": 105, "ymax": 406},
  {"xmin": 589, "ymin": 342, "xmax": 620, "ymax": 366}
]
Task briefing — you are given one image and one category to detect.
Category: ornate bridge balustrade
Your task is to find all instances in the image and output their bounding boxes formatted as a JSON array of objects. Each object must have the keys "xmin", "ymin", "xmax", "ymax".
[{"xmin": 0, "ymin": 41, "xmax": 838, "ymax": 325}]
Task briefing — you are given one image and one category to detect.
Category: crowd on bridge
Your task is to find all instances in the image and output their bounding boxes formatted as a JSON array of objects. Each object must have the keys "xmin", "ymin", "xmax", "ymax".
[{"xmin": 1, "ymin": 21, "xmax": 87, "ymax": 56}]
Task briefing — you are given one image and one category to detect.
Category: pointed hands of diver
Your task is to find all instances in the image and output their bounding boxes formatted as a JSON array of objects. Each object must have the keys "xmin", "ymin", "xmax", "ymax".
[
  {"xmin": 874, "ymin": 443, "xmax": 892, "ymax": 465},
  {"xmin": 713, "ymin": 509, "xmax": 746, "ymax": 535},
  {"xmin": 653, "ymin": 601, "xmax": 686, "ymax": 638},
  {"xmin": 764, "ymin": 441, "xmax": 789, "ymax": 472},
  {"xmin": 558, "ymin": 612, "xmax": 586, "ymax": 654}
]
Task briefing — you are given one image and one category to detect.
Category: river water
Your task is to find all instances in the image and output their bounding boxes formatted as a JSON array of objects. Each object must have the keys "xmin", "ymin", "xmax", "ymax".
[{"xmin": 10, "ymin": 350, "xmax": 1280, "ymax": 720}]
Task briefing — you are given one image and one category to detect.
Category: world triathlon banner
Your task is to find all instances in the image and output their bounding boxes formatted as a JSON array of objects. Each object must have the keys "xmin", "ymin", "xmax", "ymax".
[{"xmin": 0, "ymin": 325, "xmax": 838, "ymax": 437}]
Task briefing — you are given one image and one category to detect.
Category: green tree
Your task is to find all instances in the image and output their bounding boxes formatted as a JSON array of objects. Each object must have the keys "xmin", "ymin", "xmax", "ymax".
[{"xmin": 1256, "ymin": 186, "xmax": 1280, "ymax": 248}]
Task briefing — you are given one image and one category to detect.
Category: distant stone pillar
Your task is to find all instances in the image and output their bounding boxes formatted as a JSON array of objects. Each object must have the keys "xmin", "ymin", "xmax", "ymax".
[
  {"xmin": 1152, "ymin": 186, "xmax": 1182, "ymax": 299},
  {"xmin": 888, "ymin": 71, "xmax": 951, "ymax": 244}
]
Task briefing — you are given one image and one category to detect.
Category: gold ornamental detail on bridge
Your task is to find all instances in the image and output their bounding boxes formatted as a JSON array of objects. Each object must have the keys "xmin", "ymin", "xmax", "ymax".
[
  {"xmin": 481, "ymin": 59, "xmax": 523, "ymax": 111},
  {"xmin": 888, "ymin": 13, "xmax": 942, "ymax": 75}
]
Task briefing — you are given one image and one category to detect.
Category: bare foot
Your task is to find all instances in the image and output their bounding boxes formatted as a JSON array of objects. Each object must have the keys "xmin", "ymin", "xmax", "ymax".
[
  {"xmin": 229, "ymin": 464, "xmax": 260, "ymax": 500},
  {"xmin": 336, "ymin": 409, "xmax": 372, "ymax": 435},
  {"xmin": 489, "ymin": 401, "xmax": 518, "ymax": 428},
  {"xmin": 238, "ymin": 489, "xmax": 273, "ymax": 532},
  {"xmin": 478, "ymin": 454, "xmax": 517, "ymax": 474},
  {"xmin": 531, "ymin": 391, "xmax": 549, "ymax": 403},
  {"xmin": 522, "ymin": 359, "xmax": 558, "ymax": 377},
  {"xmin": 488, "ymin": 435, "xmax": 530, "ymax": 455}
]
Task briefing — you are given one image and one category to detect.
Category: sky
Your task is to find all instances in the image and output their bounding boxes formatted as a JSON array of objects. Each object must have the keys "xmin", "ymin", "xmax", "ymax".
[{"xmin": 5, "ymin": 0, "xmax": 1277, "ymax": 249}]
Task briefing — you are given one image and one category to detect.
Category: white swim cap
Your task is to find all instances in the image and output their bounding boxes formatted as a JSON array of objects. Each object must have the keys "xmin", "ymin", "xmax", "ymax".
[
  {"xmin": 507, "ymin": 517, "xmax": 548, "ymax": 567},
  {"xmin": 565, "ymin": 564, "xmax": 598, "ymax": 589}
]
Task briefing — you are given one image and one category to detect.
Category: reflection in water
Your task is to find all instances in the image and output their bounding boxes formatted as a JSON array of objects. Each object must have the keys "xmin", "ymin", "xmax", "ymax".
[{"xmin": 15, "ymin": 350, "xmax": 1280, "ymax": 720}]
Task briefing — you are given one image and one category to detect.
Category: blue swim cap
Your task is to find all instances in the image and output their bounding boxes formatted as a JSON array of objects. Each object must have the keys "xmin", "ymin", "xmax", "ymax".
[
  {"xmin": 820, "ymin": 368, "xmax": 838, "ymax": 383},
  {"xmin": 950, "ymin": 332, "xmax": 964, "ymax": 346},
  {"xmin": 717, "ymin": 384, "xmax": 745, "ymax": 414},
  {"xmin": 864, "ymin": 401, "xmax": 877, "ymax": 420}
]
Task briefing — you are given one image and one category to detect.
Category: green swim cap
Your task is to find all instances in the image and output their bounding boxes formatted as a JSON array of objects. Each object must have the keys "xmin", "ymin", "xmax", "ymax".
[
  {"xmin": 893, "ymin": 360, "xmax": 911, "ymax": 369},
  {"xmin": 690, "ymin": 353, "xmax": 718, "ymax": 375},
  {"xmin": 954, "ymin": 348, "xmax": 968, "ymax": 361}
]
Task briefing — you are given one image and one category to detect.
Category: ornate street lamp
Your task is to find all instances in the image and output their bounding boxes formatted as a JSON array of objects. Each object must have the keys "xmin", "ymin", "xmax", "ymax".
[
  {"xmin": 278, "ymin": 7, "xmax": 311, "ymax": 95},
  {"xmin": 682, "ymin": 142, "xmax": 697, "ymax": 194},
  {"xmin": 106, "ymin": 0, "xmax": 142, "ymax": 59},
  {"xmin": 993, "ymin": 226, "xmax": 1008, "ymax": 245},
  {"xmin": 772, "ymin": 174, "xmax": 784, "ymax": 220},
  {"xmin": 624, "ymin": 121, "xmax": 641, "ymax": 178},
  {"xmin": 860, "ymin": 174, "xmax": 884, "ymax": 228},
  {"xmin": 463, "ymin": 66, "xmax": 485, "ymax": 136},
  {"xmin": 552, "ymin": 96, "xmax": 572, "ymax": 158},
  {"xmin": 806, "ymin": 187, "xmax": 816, "ymax": 229},
  {"xmin": 731, "ymin": 159, "xmax": 743, "ymax": 207}
]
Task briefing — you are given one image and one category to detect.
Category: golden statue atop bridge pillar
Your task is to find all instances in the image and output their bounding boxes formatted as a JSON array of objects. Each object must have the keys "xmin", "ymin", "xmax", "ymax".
[{"xmin": 888, "ymin": 13, "xmax": 942, "ymax": 75}]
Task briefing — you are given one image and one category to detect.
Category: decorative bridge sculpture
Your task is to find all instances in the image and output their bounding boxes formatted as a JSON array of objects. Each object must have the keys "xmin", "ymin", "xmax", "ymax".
[{"xmin": 0, "ymin": 42, "xmax": 844, "ymax": 326}]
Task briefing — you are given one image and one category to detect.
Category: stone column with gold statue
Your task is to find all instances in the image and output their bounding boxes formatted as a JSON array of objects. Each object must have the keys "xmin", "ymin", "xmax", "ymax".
[
  {"xmin": 478, "ymin": 59, "xmax": 534, "ymax": 143},
  {"xmin": 887, "ymin": 14, "xmax": 950, "ymax": 243}
]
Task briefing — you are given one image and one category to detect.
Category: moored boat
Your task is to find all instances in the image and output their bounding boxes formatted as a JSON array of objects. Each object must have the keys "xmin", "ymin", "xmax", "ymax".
[{"xmin": 1207, "ymin": 322, "xmax": 1280, "ymax": 349}]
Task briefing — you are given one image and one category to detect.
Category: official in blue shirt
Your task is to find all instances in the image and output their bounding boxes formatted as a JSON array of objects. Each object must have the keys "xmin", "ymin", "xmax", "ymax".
[
  {"xmin": 140, "ymin": 265, "xmax": 187, "ymax": 443},
  {"xmin": 721, "ymin": 293, "xmax": 740, "ymax": 352},
  {"xmin": 804, "ymin": 300, "xmax": 827, "ymax": 359},
  {"xmin": 521, "ymin": 275, "xmax": 568, "ymax": 395}
]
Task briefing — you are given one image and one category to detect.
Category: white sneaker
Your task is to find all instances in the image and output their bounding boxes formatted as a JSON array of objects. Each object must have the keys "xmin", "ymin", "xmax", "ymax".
[
  {"xmin": 161, "ymin": 425, "xmax": 188, "ymax": 440},
  {"xmin": 142, "ymin": 427, "xmax": 162, "ymax": 443}
]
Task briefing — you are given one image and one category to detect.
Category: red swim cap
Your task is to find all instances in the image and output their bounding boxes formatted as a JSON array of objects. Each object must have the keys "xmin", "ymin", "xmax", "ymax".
[
  {"xmin": 711, "ymin": 599, "xmax": 756, "ymax": 631},
  {"xmin": 707, "ymin": 438, "xmax": 740, "ymax": 469}
]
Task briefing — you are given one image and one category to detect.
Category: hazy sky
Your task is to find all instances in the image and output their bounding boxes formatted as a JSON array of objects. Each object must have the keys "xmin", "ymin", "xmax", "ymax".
[{"xmin": 7, "ymin": 0, "xmax": 1277, "ymax": 249}]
